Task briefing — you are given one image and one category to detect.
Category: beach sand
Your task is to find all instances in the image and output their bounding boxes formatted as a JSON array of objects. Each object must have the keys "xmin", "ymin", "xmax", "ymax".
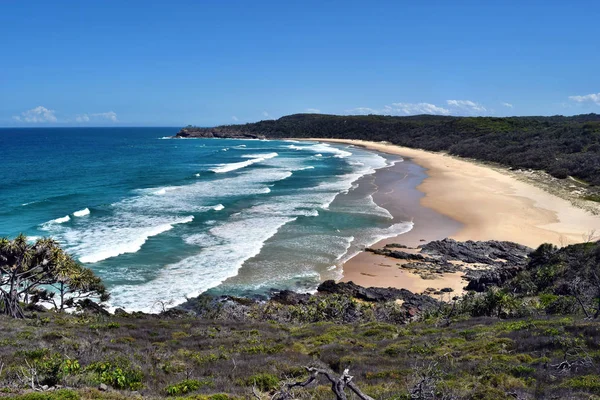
[{"xmin": 304, "ymin": 139, "xmax": 600, "ymax": 294}]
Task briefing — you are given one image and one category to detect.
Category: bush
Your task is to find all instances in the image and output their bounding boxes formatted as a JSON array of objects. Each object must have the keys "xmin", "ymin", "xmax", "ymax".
[
  {"xmin": 246, "ymin": 373, "xmax": 280, "ymax": 392},
  {"xmin": 545, "ymin": 296, "xmax": 577, "ymax": 315},
  {"xmin": 86, "ymin": 360, "xmax": 143, "ymax": 390},
  {"xmin": 4, "ymin": 390, "xmax": 80, "ymax": 400},
  {"xmin": 383, "ymin": 343, "xmax": 404, "ymax": 357},
  {"xmin": 165, "ymin": 379, "xmax": 207, "ymax": 395},
  {"xmin": 560, "ymin": 375, "xmax": 600, "ymax": 394}
]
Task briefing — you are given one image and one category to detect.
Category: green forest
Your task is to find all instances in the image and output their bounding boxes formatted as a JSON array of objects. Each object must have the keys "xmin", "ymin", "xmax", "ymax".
[{"xmin": 182, "ymin": 113, "xmax": 600, "ymax": 187}]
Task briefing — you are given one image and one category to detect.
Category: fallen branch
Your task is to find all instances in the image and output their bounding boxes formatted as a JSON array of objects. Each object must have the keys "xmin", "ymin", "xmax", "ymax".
[
  {"xmin": 273, "ymin": 367, "xmax": 375, "ymax": 400},
  {"xmin": 550, "ymin": 346, "xmax": 593, "ymax": 373}
]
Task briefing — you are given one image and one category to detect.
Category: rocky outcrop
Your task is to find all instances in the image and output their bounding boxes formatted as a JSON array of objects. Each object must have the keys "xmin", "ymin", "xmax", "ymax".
[
  {"xmin": 366, "ymin": 248, "xmax": 427, "ymax": 261},
  {"xmin": 176, "ymin": 280, "xmax": 439, "ymax": 324},
  {"xmin": 417, "ymin": 239, "xmax": 533, "ymax": 292},
  {"xmin": 316, "ymin": 280, "xmax": 429, "ymax": 304},
  {"xmin": 175, "ymin": 127, "xmax": 265, "ymax": 139},
  {"xmin": 464, "ymin": 265, "xmax": 526, "ymax": 292},
  {"xmin": 419, "ymin": 239, "xmax": 531, "ymax": 266},
  {"xmin": 366, "ymin": 239, "xmax": 533, "ymax": 292}
]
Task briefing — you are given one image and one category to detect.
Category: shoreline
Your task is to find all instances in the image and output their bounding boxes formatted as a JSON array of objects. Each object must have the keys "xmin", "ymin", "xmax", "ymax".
[{"xmin": 301, "ymin": 138, "xmax": 600, "ymax": 293}]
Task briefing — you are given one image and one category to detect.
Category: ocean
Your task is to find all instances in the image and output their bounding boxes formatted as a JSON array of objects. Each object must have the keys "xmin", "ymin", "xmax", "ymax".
[{"xmin": 0, "ymin": 128, "xmax": 413, "ymax": 311}]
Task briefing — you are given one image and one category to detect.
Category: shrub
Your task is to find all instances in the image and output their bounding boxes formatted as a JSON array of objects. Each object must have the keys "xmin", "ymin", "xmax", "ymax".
[
  {"xmin": 165, "ymin": 379, "xmax": 207, "ymax": 395},
  {"xmin": 383, "ymin": 343, "xmax": 404, "ymax": 357},
  {"xmin": 4, "ymin": 390, "xmax": 80, "ymax": 400},
  {"xmin": 545, "ymin": 296, "xmax": 577, "ymax": 315},
  {"xmin": 86, "ymin": 360, "xmax": 143, "ymax": 390},
  {"xmin": 560, "ymin": 375, "xmax": 600, "ymax": 394},
  {"xmin": 246, "ymin": 373, "xmax": 280, "ymax": 392}
]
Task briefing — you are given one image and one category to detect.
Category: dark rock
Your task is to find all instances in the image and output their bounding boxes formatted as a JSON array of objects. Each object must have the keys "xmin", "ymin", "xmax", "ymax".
[
  {"xmin": 77, "ymin": 299, "xmax": 110, "ymax": 316},
  {"xmin": 420, "ymin": 238, "xmax": 531, "ymax": 266},
  {"xmin": 465, "ymin": 264, "xmax": 526, "ymax": 292},
  {"xmin": 383, "ymin": 243, "xmax": 410, "ymax": 249},
  {"xmin": 175, "ymin": 127, "xmax": 265, "ymax": 139},
  {"xmin": 114, "ymin": 308, "xmax": 129, "ymax": 317},
  {"xmin": 270, "ymin": 289, "xmax": 311, "ymax": 305},
  {"xmin": 160, "ymin": 308, "xmax": 195, "ymax": 318},
  {"xmin": 402, "ymin": 261, "xmax": 461, "ymax": 274},
  {"xmin": 317, "ymin": 280, "xmax": 438, "ymax": 310},
  {"xmin": 366, "ymin": 248, "xmax": 427, "ymax": 261},
  {"xmin": 440, "ymin": 287, "xmax": 454, "ymax": 293}
]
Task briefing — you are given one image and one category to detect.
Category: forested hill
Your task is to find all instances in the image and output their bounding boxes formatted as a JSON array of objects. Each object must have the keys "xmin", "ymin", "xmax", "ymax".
[{"xmin": 177, "ymin": 113, "xmax": 600, "ymax": 186}]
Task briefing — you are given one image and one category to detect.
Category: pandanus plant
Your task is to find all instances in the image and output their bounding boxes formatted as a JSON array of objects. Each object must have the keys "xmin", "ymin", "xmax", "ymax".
[{"xmin": 0, "ymin": 234, "xmax": 109, "ymax": 318}]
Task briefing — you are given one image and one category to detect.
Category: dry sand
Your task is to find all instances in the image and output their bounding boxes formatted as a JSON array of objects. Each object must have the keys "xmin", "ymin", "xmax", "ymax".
[{"xmin": 302, "ymin": 138, "xmax": 600, "ymax": 294}]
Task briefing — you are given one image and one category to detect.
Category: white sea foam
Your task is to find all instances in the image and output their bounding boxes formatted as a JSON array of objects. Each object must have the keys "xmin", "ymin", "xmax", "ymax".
[
  {"xmin": 41, "ymin": 167, "xmax": 295, "ymax": 265},
  {"xmin": 74, "ymin": 215, "xmax": 194, "ymax": 264},
  {"xmin": 211, "ymin": 152, "xmax": 278, "ymax": 173},
  {"xmin": 73, "ymin": 208, "xmax": 90, "ymax": 217},
  {"xmin": 213, "ymin": 204, "xmax": 225, "ymax": 211},
  {"xmin": 336, "ymin": 236, "xmax": 355, "ymax": 260},
  {"xmin": 241, "ymin": 152, "xmax": 279, "ymax": 159},
  {"xmin": 47, "ymin": 215, "xmax": 70, "ymax": 224},
  {"xmin": 109, "ymin": 214, "xmax": 297, "ymax": 312},
  {"xmin": 331, "ymin": 195, "xmax": 393, "ymax": 219},
  {"xmin": 287, "ymin": 142, "xmax": 352, "ymax": 158}
]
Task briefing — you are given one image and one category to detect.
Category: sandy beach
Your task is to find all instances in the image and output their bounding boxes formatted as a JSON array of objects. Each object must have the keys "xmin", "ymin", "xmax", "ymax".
[{"xmin": 304, "ymin": 138, "xmax": 600, "ymax": 294}]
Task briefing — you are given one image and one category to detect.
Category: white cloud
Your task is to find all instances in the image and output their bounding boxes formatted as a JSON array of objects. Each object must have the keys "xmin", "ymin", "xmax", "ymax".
[
  {"xmin": 345, "ymin": 107, "xmax": 379, "ymax": 115},
  {"xmin": 501, "ymin": 102, "xmax": 513, "ymax": 108},
  {"xmin": 446, "ymin": 100, "xmax": 487, "ymax": 114},
  {"xmin": 74, "ymin": 111, "xmax": 118, "ymax": 123},
  {"xmin": 346, "ymin": 103, "xmax": 450, "ymax": 116},
  {"xmin": 347, "ymin": 99, "xmax": 490, "ymax": 117},
  {"xmin": 387, "ymin": 102, "xmax": 451, "ymax": 115},
  {"xmin": 231, "ymin": 116, "xmax": 239, "ymax": 121},
  {"xmin": 92, "ymin": 111, "xmax": 118, "ymax": 122},
  {"xmin": 569, "ymin": 93, "xmax": 600, "ymax": 105},
  {"xmin": 12, "ymin": 106, "xmax": 57, "ymax": 123},
  {"xmin": 305, "ymin": 108, "xmax": 321, "ymax": 113},
  {"xmin": 262, "ymin": 111, "xmax": 275, "ymax": 120},
  {"xmin": 75, "ymin": 114, "xmax": 90, "ymax": 122}
]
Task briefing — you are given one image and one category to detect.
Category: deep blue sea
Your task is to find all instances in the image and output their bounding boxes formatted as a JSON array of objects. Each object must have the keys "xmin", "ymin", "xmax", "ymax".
[{"xmin": 0, "ymin": 128, "xmax": 412, "ymax": 311}]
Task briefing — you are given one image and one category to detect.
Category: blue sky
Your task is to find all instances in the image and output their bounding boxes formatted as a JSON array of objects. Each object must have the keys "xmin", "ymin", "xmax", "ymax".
[{"xmin": 2, "ymin": 0, "xmax": 599, "ymax": 127}]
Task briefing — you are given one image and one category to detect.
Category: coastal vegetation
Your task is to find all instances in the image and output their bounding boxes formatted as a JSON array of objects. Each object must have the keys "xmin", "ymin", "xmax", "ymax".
[
  {"xmin": 0, "ymin": 235, "xmax": 108, "ymax": 319},
  {"xmin": 1, "ymin": 236, "xmax": 600, "ymax": 398},
  {"xmin": 177, "ymin": 113, "xmax": 600, "ymax": 187}
]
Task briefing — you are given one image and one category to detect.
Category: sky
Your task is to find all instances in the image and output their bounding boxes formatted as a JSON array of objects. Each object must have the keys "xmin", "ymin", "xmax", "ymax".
[{"xmin": 1, "ymin": 0, "xmax": 600, "ymax": 127}]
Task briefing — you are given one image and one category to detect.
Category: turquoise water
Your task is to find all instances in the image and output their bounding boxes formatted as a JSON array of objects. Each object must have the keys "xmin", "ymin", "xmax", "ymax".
[{"xmin": 0, "ymin": 128, "xmax": 411, "ymax": 311}]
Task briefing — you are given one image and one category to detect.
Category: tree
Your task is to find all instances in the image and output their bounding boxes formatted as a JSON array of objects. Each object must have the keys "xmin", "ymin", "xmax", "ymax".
[{"xmin": 0, "ymin": 234, "xmax": 109, "ymax": 318}]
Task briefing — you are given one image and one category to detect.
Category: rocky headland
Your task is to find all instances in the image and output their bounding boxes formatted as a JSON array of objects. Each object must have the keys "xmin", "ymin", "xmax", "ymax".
[{"xmin": 175, "ymin": 126, "xmax": 265, "ymax": 139}]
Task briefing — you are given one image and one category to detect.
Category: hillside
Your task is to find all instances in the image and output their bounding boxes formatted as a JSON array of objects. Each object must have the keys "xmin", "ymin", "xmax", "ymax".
[
  {"xmin": 177, "ymin": 113, "xmax": 600, "ymax": 187},
  {"xmin": 1, "ymin": 240, "xmax": 600, "ymax": 399}
]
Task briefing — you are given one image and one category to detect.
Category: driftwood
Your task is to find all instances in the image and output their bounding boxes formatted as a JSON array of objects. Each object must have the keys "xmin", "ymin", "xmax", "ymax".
[
  {"xmin": 271, "ymin": 367, "xmax": 375, "ymax": 400},
  {"xmin": 550, "ymin": 346, "xmax": 593, "ymax": 374}
]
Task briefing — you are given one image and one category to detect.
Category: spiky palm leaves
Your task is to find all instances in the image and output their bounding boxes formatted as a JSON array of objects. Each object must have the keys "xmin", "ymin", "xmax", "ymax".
[{"xmin": 0, "ymin": 234, "xmax": 109, "ymax": 318}]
